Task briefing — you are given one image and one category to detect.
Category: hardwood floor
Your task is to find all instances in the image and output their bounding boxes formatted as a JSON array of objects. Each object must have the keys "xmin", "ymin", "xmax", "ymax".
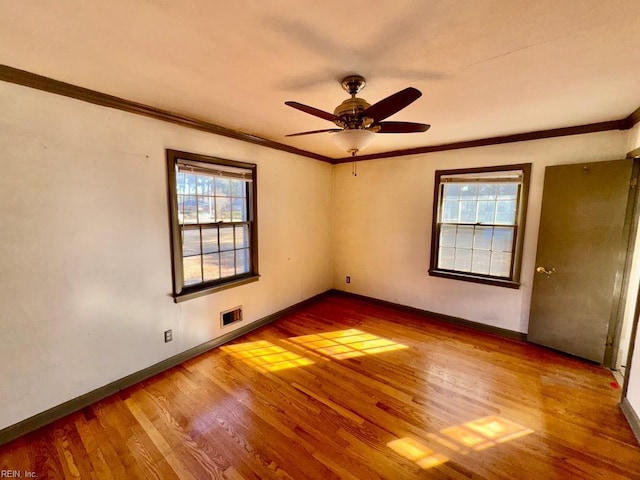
[{"xmin": 2, "ymin": 292, "xmax": 640, "ymax": 479}]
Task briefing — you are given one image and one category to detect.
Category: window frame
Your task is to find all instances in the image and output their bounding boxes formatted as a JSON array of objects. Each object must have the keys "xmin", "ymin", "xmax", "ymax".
[
  {"xmin": 166, "ymin": 149, "xmax": 259, "ymax": 302},
  {"xmin": 429, "ymin": 163, "xmax": 531, "ymax": 289}
]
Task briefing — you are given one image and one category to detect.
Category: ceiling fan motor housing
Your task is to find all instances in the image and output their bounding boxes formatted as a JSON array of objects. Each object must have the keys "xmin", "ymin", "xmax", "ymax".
[{"xmin": 333, "ymin": 97, "xmax": 373, "ymax": 129}]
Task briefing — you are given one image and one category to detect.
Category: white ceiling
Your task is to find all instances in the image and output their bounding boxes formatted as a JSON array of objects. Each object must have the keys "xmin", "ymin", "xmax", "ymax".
[{"xmin": 1, "ymin": 0, "xmax": 639, "ymax": 158}]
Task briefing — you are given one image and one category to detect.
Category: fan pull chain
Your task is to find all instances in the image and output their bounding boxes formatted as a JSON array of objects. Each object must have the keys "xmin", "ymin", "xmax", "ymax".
[{"xmin": 352, "ymin": 161, "xmax": 358, "ymax": 177}]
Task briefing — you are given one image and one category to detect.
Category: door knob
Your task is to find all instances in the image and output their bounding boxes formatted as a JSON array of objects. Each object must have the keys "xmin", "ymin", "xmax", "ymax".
[{"xmin": 536, "ymin": 266, "xmax": 556, "ymax": 276}]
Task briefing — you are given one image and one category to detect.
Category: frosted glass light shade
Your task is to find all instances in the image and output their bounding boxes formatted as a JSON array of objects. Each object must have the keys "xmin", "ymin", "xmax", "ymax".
[{"xmin": 331, "ymin": 129, "xmax": 375, "ymax": 156}]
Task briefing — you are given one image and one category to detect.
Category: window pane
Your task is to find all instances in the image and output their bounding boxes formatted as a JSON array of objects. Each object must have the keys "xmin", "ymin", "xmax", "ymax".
[
  {"xmin": 179, "ymin": 195, "xmax": 198, "ymax": 224},
  {"xmin": 235, "ymin": 225, "xmax": 249, "ymax": 249},
  {"xmin": 230, "ymin": 179, "xmax": 245, "ymax": 197},
  {"xmin": 495, "ymin": 200, "xmax": 516, "ymax": 224},
  {"xmin": 182, "ymin": 228, "xmax": 201, "ymax": 256},
  {"xmin": 493, "ymin": 227, "xmax": 514, "ymax": 252},
  {"xmin": 183, "ymin": 255, "xmax": 202, "ymax": 286},
  {"xmin": 236, "ymin": 249, "xmax": 249, "ymax": 274},
  {"xmin": 442, "ymin": 200, "xmax": 459, "ymax": 222},
  {"xmin": 471, "ymin": 250, "xmax": 491, "ymax": 275},
  {"xmin": 202, "ymin": 253, "xmax": 221, "ymax": 282},
  {"xmin": 438, "ymin": 247, "xmax": 455, "ymax": 270},
  {"xmin": 460, "ymin": 184, "xmax": 478, "ymax": 198},
  {"xmin": 490, "ymin": 251, "xmax": 511, "ymax": 277},
  {"xmin": 198, "ymin": 196, "xmax": 216, "ymax": 223},
  {"xmin": 459, "ymin": 200, "xmax": 477, "ymax": 223},
  {"xmin": 473, "ymin": 226, "xmax": 493, "ymax": 250},
  {"xmin": 215, "ymin": 177, "xmax": 231, "ymax": 196},
  {"xmin": 180, "ymin": 173, "xmax": 197, "ymax": 195},
  {"xmin": 478, "ymin": 184, "xmax": 496, "ymax": 199},
  {"xmin": 454, "ymin": 249, "xmax": 472, "ymax": 272},
  {"xmin": 440, "ymin": 225, "xmax": 456, "ymax": 247},
  {"xmin": 232, "ymin": 198, "xmax": 246, "ymax": 221},
  {"xmin": 444, "ymin": 184, "xmax": 460, "ymax": 198},
  {"xmin": 220, "ymin": 251, "xmax": 235, "ymax": 277},
  {"xmin": 219, "ymin": 226, "xmax": 235, "ymax": 251},
  {"xmin": 201, "ymin": 228, "xmax": 219, "ymax": 254},
  {"xmin": 216, "ymin": 197, "xmax": 231, "ymax": 222},
  {"xmin": 477, "ymin": 201, "xmax": 496, "ymax": 224},
  {"xmin": 176, "ymin": 173, "xmax": 186, "ymax": 194},
  {"xmin": 197, "ymin": 175, "xmax": 215, "ymax": 195},
  {"xmin": 497, "ymin": 184, "xmax": 517, "ymax": 200},
  {"xmin": 456, "ymin": 225, "xmax": 474, "ymax": 249}
]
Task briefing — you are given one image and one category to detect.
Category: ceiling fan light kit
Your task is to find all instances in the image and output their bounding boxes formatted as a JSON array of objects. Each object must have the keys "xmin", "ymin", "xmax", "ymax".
[
  {"xmin": 331, "ymin": 129, "xmax": 376, "ymax": 156},
  {"xmin": 285, "ymin": 75, "xmax": 430, "ymax": 156}
]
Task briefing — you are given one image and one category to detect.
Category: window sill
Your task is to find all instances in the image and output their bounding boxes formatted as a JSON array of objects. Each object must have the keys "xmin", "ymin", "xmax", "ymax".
[
  {"xmin": 173, "ymin": 274, "xmax": 260, "ymax": 303},
  {"xmin": 428, "ymin": 269, "xmax": 520, "ymax": 289}
]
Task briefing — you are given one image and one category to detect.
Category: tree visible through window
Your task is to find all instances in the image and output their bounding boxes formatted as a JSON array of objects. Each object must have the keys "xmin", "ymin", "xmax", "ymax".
[
  {"xmin": 429, "ymin": 164, "xmax": 531, "ymax": 288},
  {"xmin": 167, "ymin": 150, "xmax": 258, "ymax": 301}
]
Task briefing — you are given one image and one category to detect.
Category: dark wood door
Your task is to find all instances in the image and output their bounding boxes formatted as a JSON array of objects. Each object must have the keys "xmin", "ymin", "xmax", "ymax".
[{"xmin": 528, "ymin": 159, "xmax": 633, "ymax": 362}]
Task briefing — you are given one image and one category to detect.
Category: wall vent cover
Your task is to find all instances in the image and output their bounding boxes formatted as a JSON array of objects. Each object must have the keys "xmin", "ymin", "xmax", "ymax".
[{"xmin": 221, "ymin": 306, "xmax": 243, "ymax": 327}]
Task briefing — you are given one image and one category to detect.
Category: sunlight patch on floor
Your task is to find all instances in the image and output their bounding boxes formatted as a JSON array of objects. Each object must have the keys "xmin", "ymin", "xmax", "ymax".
[
  {"xmin": 440, "ymin": 416, "xmax": 534, "ymax": 453},
  {"xmin": 289, "ymin": 329, "xmax": 408, "ymax": 360},
  {"xmin": 387, "ymin": 437, "xmax": 449, "ymax": 470},
  {"xmin": 221, "ymin": 340, "xmax": 314, "ymax": 372},
  {"xmin": 387, "ymin": 416, "xmax": 533, "ymax": 470}
]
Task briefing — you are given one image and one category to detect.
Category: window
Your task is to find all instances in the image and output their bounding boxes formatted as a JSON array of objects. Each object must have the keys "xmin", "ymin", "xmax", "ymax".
[
  {"xmin": 429, "ymin": 164, "xmax": 531, "ymax": 288},
  {"xmin": 166, "ymin": 149, "xmax": 258, "ymax": 302}
]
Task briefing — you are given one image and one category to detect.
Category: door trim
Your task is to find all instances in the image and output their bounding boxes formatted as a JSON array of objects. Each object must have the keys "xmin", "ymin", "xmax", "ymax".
[
  {"xmin": 622, "ymin": 150, "xmax": 640, "ymax": 398},
  {"xmin": 606, "ymin": 158, "xmax": 640, "ymax": 367}
]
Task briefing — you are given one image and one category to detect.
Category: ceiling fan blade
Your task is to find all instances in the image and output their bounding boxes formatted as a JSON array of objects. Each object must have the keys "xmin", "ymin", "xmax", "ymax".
[
  {"xmin": 285, "ymin": 128, "xmax": 342, "ymax": 137},
  {"xmin": 363, "ymin": 87, "xmax": 422, "ymax": 121},
  {"xmin": 285, "ymin": 101, "xmax": 337, "ymax": 122},
  {"xmin": 377, "ymin": 121, "xmax": 431, "ymax": 133}
]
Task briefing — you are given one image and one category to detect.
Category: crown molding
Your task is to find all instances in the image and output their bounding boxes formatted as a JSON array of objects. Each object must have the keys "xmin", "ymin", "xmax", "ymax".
[
  {"xmin": 333, "ymin": 118, "xmax": 633, "ymax": 163},
  {"xmin": 2, "ymin": 64, "xmax": 638, "ymax": 165},
  {"xmin": 0, "ymin": 64, "xmax": 332, "ymax": 163},
  {"xmin": 624, "ymin": 105, "xmax": 640, "ymax": 130}
]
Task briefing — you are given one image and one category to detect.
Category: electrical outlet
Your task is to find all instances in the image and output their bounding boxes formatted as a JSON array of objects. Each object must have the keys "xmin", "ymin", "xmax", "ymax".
[
  {"xmin": 346, "ymin": 276, "xmax": 351, "ymax": 284},
  {"xmin": 164, "ymin": 329, "xmax": 173, "ymax": 343}
]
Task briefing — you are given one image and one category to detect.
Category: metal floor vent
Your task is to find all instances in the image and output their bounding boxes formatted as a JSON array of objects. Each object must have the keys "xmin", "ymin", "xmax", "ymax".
[{"xmin": 221, "ymin": 306, "xmax": 243, "ymax": 327}]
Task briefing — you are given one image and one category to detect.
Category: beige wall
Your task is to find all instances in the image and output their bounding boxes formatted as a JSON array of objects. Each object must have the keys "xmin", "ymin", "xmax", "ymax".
[
  {"xmin": 332, "ymin": 131, "xmax": 628, "ymax": 333},
  {"xmin": 0, "ymin": 82, "xmax": 333, "ymax": 430},
  {"xmin": 628, "ymin": 123, "xmax": 640, "ymax": 154}
]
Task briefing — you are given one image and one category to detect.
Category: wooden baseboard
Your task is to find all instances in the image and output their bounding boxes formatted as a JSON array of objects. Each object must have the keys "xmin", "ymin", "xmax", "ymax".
[
  {"xmin": 0, "ymin": 290, "xmax": 330, "ymax": 446},
  {"xmin": 330, "ymin": 289, "xmax": 528, "ymax": 342},
  {"xmin": 621, "ymin": 397, "xmax": 640, "ymax": 445}
]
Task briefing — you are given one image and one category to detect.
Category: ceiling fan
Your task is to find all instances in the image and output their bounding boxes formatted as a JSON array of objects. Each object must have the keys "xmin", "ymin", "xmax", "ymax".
[{"xmin": 285, "ymin": 75, "xmax": 430, "ymax": 156}]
